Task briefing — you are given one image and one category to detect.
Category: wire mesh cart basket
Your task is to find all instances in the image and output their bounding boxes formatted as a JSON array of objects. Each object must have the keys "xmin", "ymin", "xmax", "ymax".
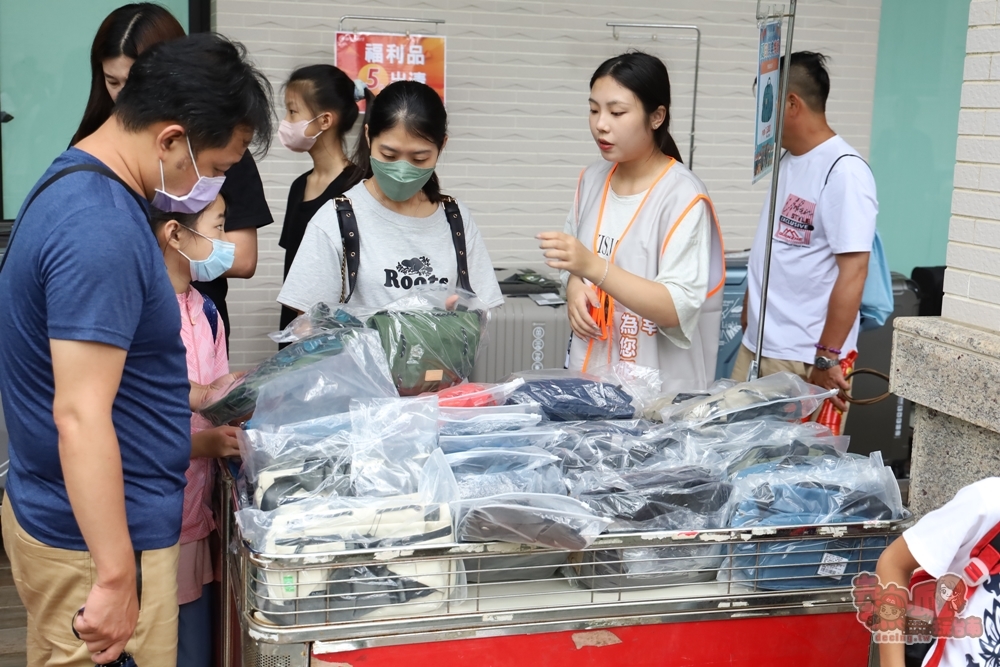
[{"xmin": 220, "ymin": 468, "xmax": 909, "ymax": 667}]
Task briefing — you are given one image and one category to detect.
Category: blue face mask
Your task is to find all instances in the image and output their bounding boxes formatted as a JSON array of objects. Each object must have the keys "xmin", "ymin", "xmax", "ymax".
[{"xmin": 179, "ymin": 228, "xmax": 235, "ymax": 282}]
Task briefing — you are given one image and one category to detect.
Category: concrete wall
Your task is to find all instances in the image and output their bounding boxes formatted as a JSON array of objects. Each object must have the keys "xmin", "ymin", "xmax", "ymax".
[
  {"xmin": 215, "ymin": 0, "xmax": 883, "ymax": 368},
  {"xmin": 945, "ymin": 0, "xmax": 1000, "ymax": 331}
]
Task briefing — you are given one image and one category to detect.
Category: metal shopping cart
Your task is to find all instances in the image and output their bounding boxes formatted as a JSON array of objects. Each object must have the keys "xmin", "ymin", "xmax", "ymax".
[{"xmin": 219, "ymin": 467, "xmax": 909, "ymax": 667}]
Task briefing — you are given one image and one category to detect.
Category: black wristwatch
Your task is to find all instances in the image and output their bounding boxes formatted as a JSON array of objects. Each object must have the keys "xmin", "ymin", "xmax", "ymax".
[{"xmin": 813, "ymin": 355, "xmax": 839, "ymax": 371}]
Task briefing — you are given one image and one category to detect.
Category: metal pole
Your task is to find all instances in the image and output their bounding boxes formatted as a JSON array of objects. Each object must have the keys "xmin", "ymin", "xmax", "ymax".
[
  {"xmin": 748, "ymin": 0, "xmax": 797, "ymax": 381},
  {"xmin": 338, "ymin": 15, "xmax": 446, "ymax": 32},
  {"xmin": 219, "ymin": 465, "xmax": 234, "ymax": 666},
  {"xmin": 689, "ymin": 27, "xmax": 701, "ymax": 168}
]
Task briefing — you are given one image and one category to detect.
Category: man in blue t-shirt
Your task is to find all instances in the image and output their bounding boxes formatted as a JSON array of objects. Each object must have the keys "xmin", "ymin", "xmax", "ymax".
[{"xmin": 0, "ymin": 34, "xmax": 272, "ymax": 666}]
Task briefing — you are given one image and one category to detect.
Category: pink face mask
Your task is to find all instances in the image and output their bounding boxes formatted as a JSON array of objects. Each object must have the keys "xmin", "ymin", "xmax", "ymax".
[{"xmin": 278, "ymin": 117, "xmax": 323, "ymax": 153}]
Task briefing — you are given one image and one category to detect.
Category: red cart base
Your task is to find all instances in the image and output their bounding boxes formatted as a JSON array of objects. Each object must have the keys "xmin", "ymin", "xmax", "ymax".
[{"xmin": 313, "ymin": 612, "xmax": 872, "ymax": 667}]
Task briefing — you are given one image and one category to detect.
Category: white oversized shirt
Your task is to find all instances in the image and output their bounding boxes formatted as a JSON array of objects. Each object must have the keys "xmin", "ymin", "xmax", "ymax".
[{"xmin": 743, "ymin": 135, "xmax": 878, "ymax": 364}]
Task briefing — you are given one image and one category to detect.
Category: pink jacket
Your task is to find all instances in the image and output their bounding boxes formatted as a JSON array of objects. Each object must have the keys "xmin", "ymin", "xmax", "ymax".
[{"xmin": 177, "ymin": 288, "xmax": 229, "ymax": 545}]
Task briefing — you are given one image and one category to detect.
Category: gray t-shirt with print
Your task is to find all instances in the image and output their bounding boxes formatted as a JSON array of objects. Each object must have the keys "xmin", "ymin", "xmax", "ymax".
[{"xmin": 278, "ymin": 181, "xmax": 504, "ymax": 311}]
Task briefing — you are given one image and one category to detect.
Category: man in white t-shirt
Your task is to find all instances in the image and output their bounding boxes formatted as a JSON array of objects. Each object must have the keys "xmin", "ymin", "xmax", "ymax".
[
  {"xmin": 733, "ymin": 52, "xmax": 878, "ymax": 412},
  {"xmin": 875, "ymin": 478, "xmax": 1000, "ymax": 667}
]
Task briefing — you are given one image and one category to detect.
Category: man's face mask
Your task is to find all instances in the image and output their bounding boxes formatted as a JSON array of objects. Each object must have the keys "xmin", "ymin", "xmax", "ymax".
[
  {"xmin": 152, "ymin": 136, "xmax": 226, "ymax": 214},
  {"xmin": 370, "ymin": 157, "xmax": 436, "ymax": 202}
]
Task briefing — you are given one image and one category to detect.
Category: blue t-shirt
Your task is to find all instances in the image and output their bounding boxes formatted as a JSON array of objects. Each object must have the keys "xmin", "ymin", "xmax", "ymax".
[{"xmin": 0, "ymin": 148, "xmax": 190, "ymax": 551}]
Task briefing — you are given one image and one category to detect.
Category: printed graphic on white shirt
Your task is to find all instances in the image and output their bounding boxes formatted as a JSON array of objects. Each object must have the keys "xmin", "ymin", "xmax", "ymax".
[
  {"xmin": 774, "ymin": 194, "xmax": 816, "ymax": 247},
  {"xmin": 596, "ymin": 234, "xmax": 617, "ymax": 258},
  {"xmin": 383, "ymin": 256, "xmax": 449, "ymax": 290}
]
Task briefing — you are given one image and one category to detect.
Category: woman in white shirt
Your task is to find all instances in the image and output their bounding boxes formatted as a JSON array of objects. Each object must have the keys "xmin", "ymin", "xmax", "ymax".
[
  {"xmin": 539, "ymin": 52, "xmax": 724, "ymax": 391},
  {"xmin": 279, "ymin": 81, "xmax": 503, "ymax": 312}
]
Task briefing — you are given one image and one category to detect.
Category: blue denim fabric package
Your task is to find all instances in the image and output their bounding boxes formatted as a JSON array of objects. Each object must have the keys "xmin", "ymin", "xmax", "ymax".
[
  {"xmin": 505, "ymin": 378, "xmax": 636, "ymax": 421},
  {"xmin": 725, "ymin": 453, "xmax": 905, "ymax": 591}
]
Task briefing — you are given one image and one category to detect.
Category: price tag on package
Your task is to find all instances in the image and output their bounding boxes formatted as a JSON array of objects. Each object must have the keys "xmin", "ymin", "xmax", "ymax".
[{"xmin": 817, "ymin": 552, "xmax": 849, "ymax": 579}]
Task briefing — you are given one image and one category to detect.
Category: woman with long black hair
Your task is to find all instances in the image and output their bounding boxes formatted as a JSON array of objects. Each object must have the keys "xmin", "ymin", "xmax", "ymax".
[
  {"xmin": 539, "ymin": 52, "xmax": 724, "ymax": 391},
  {"xmin": 72, "ymin": 3, "xmax": 273, "ymax": 345}
]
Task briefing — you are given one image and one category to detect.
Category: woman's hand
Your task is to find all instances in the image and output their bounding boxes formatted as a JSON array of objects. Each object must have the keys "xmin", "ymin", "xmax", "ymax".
[
  {"xmin": 191, "ymin": 425, "xmax": 242, "ymax": 459},
  {"xmin": 537, "ymin": 232, "xmax": 603, "ymax": 280},
  {"xmin": 566, "ymin": 275, "xmax": 601, "ymax": 340}
]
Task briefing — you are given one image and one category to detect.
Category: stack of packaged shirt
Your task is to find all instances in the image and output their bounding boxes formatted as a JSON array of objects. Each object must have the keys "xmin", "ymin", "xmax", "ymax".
[{"xmin": 226, "ymin": 345, "xmax": 906, "ymax": 625}]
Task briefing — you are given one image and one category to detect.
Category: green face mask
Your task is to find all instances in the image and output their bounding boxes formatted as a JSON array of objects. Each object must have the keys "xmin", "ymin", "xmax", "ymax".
[{"xmin": 370, "ymin": 156, "xmax": 436, "ymax": 202}]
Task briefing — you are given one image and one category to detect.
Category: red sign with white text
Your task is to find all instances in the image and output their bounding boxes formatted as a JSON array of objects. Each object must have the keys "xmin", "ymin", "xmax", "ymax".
[{"xmin": 335, "ymin": 32, "xmax": 446, "ymax": 107}]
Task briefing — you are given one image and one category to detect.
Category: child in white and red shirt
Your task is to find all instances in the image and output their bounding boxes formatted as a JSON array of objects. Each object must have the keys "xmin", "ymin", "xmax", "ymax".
[
  {"xmin": 151, "ymin": 194, "xmax": 241, "ymax": 667},
  {"xmin": 876, "ymin": 478, "xmax": 1000, "ymax": 667}
]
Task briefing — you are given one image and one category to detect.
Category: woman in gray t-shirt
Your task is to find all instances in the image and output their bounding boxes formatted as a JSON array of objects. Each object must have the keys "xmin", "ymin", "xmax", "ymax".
[{"xmin": 278, "ymin": 81, "xmax": 503, "ymax": 312}]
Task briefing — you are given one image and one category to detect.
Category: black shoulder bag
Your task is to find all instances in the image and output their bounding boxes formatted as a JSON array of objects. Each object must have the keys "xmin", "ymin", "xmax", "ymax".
[
  {"xmin": 332, "ymin": 195, "xmax": 474, "ymax": 303},
  {"xmin": 0, "ymin": 164, "xmax": 148, "ymax": 274}
]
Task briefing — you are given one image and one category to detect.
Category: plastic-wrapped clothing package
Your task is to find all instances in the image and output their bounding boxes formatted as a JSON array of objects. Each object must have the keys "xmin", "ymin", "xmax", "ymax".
[
  {"xmin": 269, "ymin": 289, "xmax": 489, "ymax": 397},
  {"xmin": 445, "ymin": 447, "xmax": 559, "ymax": 476},
  {"xmin": 453, "ymin": 493, "xmax": 611, "ymax": 550},
  {"xmin": 238, "ymin": 414, "xmax": 354, "ymax": 511},
  {"xmin": 244, "ymin": 331, "xmax": 398, "ymax": 429},
  {"xmin": 446, "ymin": 447, "xmax": 566, "ymax": 500},
  {"xmin": 439, "ymin": 428, "xmax": 566, "ymax": 454},
  {"xmin": 643, "ymin": 378, "xmax": 738, "ymax": 421},
  {"xmin": 368, "ymin": 308, "xmax": 485, "ymax": 396},
  {"xmin": 674, "ymin": 420, "xmax": 835, "ymax": 452},
  {"xmin": 239, "ymin": 495, "xmax": 459, "ymax": 626},
  {"xmin": 236, "ymin": 450, "xmax": 464, "ymax": 626},
  {"xmin": 435, "ymin": 379, "xmax": 526, "ymax": 408},
  {"xmin": 349, "ymin": 397, "xmax": 440, "ymax": 498},
  {"xmin": 545, "ymin": 423, "xmax": 660, "ymax": 477},
  {"xmin": 570, "ymin": 463, "xmax": 733, "ymax": 589},
  {"xmin": 439, "ymin": 403, "xmax": 544, "ymax": 436},
  {"xmin": 725, "ymin": 453, "xmax": 905, "ymax": 591},
  {"xmin": 268, "ymin": 302, "xmax": 365, "ymax": 343},
  {"xmin": 660, "ymin": 372, "xmax": 837, "ymax": 426},
  {"xmin": 504, "ymin": 373, "xmax": 637, "ymax": 422},
  {"xmin": 200, "ymin": 329, "xmax": 381, "ymax": 426},
  {"xmin": 719, "ymin": 439, "xmax": 850, "ymax": 479},
  {"xmin": 446, "ymin": 448, "xmax": 571, "ymax": 583}
]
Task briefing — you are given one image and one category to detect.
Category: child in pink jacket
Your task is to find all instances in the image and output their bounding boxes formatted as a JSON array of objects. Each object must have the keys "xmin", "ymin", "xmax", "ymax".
[{"xmin": 151, "ymin": 194, "xmax": 240, "ymax": 667}]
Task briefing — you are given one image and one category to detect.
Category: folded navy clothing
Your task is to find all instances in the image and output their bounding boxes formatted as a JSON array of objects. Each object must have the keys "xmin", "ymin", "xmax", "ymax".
[
  {"xmin": 578, "ymin": 465, "xmax": 732, "ymax": 531},
  {"xmin": 723, "ymin": 441, "xmax": 846, "ymax": 478},
  {"xmin": 547, "ymin": 431, "xmax": 658, "ymax": 476},
  {"xmin": 505, "ymin": 379, "xmax": 635, "ymax": 422}
]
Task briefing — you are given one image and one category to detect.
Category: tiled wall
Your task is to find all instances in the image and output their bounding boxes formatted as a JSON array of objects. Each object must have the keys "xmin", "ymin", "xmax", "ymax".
[
  {"xmin": 945, "ymin": 0, "xmax": 1000, "ymax": 331},
  {"xmin": 215, "ymin": 0, "xmax": 882, "ymax": 368}
]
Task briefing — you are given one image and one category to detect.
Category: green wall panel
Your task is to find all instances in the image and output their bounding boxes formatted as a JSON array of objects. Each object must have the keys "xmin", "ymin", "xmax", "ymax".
[
  {"xmin": 0, "ymin": 1, "xmax": 189, "ymax": 219},
  {"xmin": 868, "ymin": 0, "xmax": 970, "ymax": 275}
]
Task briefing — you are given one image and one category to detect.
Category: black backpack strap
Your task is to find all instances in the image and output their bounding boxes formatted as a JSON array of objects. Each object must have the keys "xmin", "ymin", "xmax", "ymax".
[
  {"xmin": 334, "ymin": 197, "xmax": 360, "ymax": 303},
  {"xmin": 0, "ymin": 163, "xmax": 147, "ymax": 274},
  {"xmin": 201, "ymin": 294, "xmax": 220, "ymax": 342},
  {"xmin": 442, "ymin": 196, "xmax": 474, "ymax": 294},
  {"xmin": 824, "ymin": 154, "xmax": 871, "ymax": 187}
]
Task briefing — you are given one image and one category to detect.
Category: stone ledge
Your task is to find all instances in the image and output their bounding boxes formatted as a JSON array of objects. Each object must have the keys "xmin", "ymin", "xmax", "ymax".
[{"xmin": 891, "ymin": 317, "xmax": 1000, "ymax": 434}]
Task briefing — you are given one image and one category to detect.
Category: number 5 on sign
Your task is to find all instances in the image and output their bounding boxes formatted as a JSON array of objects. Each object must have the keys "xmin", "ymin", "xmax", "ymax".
[{"xmin": 358, "ymin": 64, "xmax": 389, "ymax": 90}]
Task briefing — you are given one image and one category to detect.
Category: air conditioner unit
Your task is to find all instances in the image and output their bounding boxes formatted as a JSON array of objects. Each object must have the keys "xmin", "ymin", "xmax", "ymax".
[{"xmin": 471, "ymin": 298, "xmax": 570, "ymax": 383}]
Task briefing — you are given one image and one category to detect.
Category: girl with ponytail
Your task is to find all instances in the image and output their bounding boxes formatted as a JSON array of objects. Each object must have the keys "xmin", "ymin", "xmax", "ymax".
[
  {"xmin": 539, "ymin": 52, "xmax": 726, "ymax": 390},
  {"xmin": 276, "ymin": 64, "xmax": 367, "ymax": 329}
]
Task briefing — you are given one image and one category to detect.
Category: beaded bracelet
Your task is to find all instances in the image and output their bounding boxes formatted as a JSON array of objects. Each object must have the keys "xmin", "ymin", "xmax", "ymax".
[
  {"xmin": 595, "ymin": 258, "xmax": 610, "ymax": 287},
  {"xmin": 814, "ymin": 343, "xmax": 843, "ymax": 355}
]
